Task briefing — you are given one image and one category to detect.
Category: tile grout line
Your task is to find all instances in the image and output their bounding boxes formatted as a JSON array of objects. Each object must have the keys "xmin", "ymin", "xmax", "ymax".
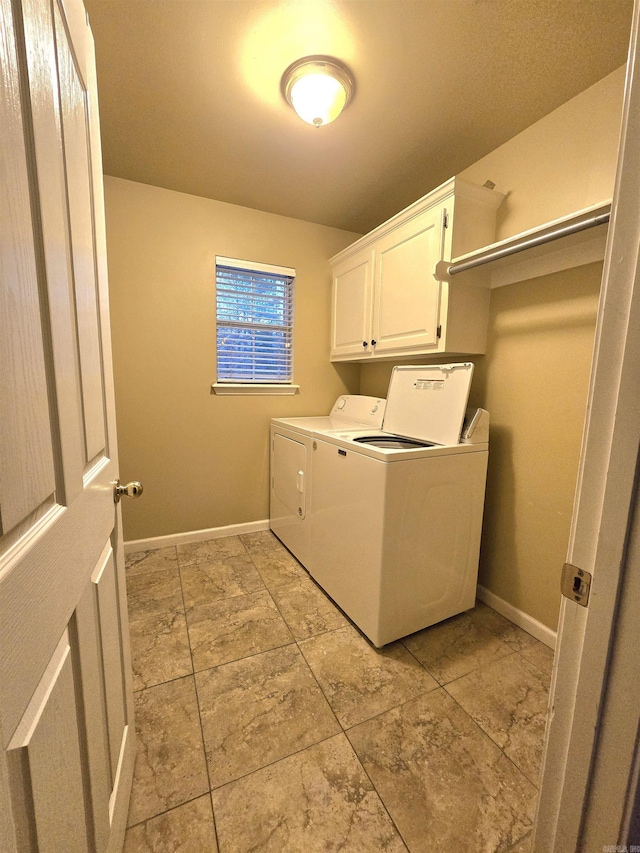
[
  {"xmin": 242, "ymin": 540, "xmax": 360, "ymax": 705},
  {"xmin": 124, "ymin": 550, "xmax": 214, "ymax": 839},
  {"xmin": 341, "ymin": 742, "xmax": 412, "ymax": 853},
  {"xmin": 198, "ymin": 532, "xmax": 318, "ymax": 844},
  {"xmin": 196, "ymin": 637, "xmax": 298, "ymax": 673},
  {"xmin": 174, "ymin": 545, "xmax": 223, "ymax": 853},
  {"xmin": 341, "ymin": 684, "xmax": 445, "ymax": 736},
  {"xmin": 341, "ymin": 680, "xmax": 539, "ymax": 852},
  {"xmin": 273, "ymin": 572, "xmax": 441, "ymax": 853},
  {"xmin": 339, "ymin": 707, "xmax": 414, "ymax": 852},
  {"xmin": 128, "ymin": 537, "xmax": 542, "ymax": 851},
  {"xmin": 508, "ymin": 829, "xmax": 533, "ymax": 852},
  {"xmin": 435, "ymin": 641, "xmax": 549, "ymax": 790},
  {"xmin": 184, "ymin": 530, "xmax": 406, "ymax": 844},
  {"xmin": 132, "ymin": 668, "xmax": 194, "ymax": 696},
  {"xmin": 399, "ymin": 619, "xmax": 523, "ymax": 687},
  {"xmin": 294, "ymin": 626, "xmax": 443, "ymax": 734},
  {"xmin": 443, "ymin": 686, "xmax": 543, "ymax": 793},
  {"xmin": 207, "ymin": 729, "xmax": 348, "ymax": 796},
  {"xmin": 254, "ymin": 540, "xmax": 530, "ymax": 736},
  {"xmin": 125, "ymin": 567, "xmax": 185, "ymax": 626},
  {"xmin": 128, "ymin": 538, "xmax": 401, "ymax": 841},
  {"xmin": 433, "ymin": 646, "xmax": 519, "ymax": 690},
  {"xmin": 124, "ymin": 791, "xmax": 215, "ymax": 833},
  {"xmin": 290, "ymin": 630, "xmax": 346, "ymax": 733},
  {"xmin": 263, "ymin": 552, "xmax": 444, "ymax": 736},
  {"xmin": 399, "ymin": 636, "xmax": 443, "ymax": 682},
  {"xmin": 242, "ymin": 540, "xmax": 348, "ymax": 742},
  {"xmin": 400, "ymin": 616, "xmax": 546, "ymax": 791}
]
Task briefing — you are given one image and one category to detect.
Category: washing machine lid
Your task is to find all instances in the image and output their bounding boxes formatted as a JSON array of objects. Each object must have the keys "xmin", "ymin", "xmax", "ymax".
[{"xmin": 382, "ymin": 363, "xmax": 474, "ymax": 446}]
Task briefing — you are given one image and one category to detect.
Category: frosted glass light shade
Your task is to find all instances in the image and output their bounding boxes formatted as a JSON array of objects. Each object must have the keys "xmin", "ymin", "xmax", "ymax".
[
  {"xmin": 290, "ymin": 73, "xmax": 346, "ymax": 126},
  {"xmin": 282, "ymin": 57, "xmax": 353, "ymax": 127}
]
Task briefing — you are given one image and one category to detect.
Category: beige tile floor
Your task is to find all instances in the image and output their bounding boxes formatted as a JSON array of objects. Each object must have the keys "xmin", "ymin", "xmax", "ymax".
[{"xmin": 123, "ymin": 531, "xmax": 554, "ymax": 853}]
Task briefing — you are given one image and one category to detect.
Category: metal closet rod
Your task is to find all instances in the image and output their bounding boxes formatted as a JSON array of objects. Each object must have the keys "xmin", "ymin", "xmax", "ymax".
[{"xmin": 446, "ymin": 210, "xmax": 611, "ymax": 277}]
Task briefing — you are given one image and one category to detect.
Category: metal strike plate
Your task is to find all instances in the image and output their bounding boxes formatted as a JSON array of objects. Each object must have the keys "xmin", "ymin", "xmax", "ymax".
[{"xmin": 561, "ymin": 562, "xmax": 592, "ymax": 607}]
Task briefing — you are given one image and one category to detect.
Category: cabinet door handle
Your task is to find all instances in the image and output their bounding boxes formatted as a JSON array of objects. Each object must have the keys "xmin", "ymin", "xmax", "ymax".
[
  {"xmin": 371, "ymin": 339, "xmax": 377, "ymax": 346},
  {"xmin": 362, "ymin": 341, "xmax": 368, "ymax": 348}
]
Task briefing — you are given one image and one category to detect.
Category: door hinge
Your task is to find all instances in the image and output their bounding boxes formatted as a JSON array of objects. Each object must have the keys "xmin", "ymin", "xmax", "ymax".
[
  {"xmin": 442, "ymin": 209, "xmax": 449, "ymax": 229},
  {"xmin": 436, "ymin": 325, "xmax": 442, "ymax": 339},
  {"xmin": 561, "ymin": 562, "xmax": 592, "ymax": 607}
]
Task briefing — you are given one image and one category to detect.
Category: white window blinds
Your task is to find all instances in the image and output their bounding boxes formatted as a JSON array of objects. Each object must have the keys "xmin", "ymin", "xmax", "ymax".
[{"xmin": 216, "ymin": 257, "xmax": 295, "ymax": 384}]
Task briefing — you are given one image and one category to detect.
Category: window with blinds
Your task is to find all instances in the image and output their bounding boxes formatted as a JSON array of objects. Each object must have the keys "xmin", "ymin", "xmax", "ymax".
[{"xmin": 215, "ymin": 257, "xmax": 295, "ymax": 384}]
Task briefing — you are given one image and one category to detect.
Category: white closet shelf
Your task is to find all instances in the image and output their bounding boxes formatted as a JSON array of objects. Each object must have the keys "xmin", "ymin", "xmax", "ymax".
[{"xmin": 434, "ymin": 200, "xmax": 611, "ymax": 288}]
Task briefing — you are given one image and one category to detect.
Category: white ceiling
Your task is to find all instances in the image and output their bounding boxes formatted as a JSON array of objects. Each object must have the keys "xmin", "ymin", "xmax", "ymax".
[{"xmin": 85, "ymin": 0, "xmax": 633, "ymax": 234}]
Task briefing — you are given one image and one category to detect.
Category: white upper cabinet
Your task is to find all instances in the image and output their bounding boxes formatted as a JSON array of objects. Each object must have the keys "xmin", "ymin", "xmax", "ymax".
[
  {"xmin": 329, "ymin": 177, "xmax": 504, "ymax": 361},
  {"xmin": 373, "ymin": 203, "xmax": 444, "ymax": 354},
  {"xmin": 330, "ymin": 247, "xmax": 374, "ymax": 358}
]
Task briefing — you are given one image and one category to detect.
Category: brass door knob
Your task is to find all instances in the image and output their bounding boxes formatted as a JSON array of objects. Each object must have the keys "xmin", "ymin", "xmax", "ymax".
[{"xmin": 113, "ymin": 480, "xmax": 144, "ymax": 503}]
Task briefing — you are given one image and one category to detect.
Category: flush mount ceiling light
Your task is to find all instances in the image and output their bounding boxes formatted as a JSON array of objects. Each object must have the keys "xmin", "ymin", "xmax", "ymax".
[{"xmin": 282, "ymin": 56, "xmax": 354, "ymax": 128}]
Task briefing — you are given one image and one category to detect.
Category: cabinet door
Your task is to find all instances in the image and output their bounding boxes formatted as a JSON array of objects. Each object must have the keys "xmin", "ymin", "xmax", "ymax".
[
  {"xmin": 372, "ymin": 205, "xmax": 445, "ymax": 354},
  {"xmin": 330, "ymin": 249, "xmax": 374, "ymax": 359}
]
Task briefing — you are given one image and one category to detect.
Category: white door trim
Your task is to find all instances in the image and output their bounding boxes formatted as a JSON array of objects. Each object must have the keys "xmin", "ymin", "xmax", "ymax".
[{"xmin": 534, "ymin": 2, "xmax": 640, "ymax": 848}]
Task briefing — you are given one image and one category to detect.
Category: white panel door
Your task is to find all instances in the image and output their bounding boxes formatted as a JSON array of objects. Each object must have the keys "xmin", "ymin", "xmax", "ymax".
[
  {"xmin": 0, "ymin": 0, "xmax": 134, "ymax": 850},
  {"xmin": 372, "ymin": 206, "xmax": 444, "ymax": 354}
]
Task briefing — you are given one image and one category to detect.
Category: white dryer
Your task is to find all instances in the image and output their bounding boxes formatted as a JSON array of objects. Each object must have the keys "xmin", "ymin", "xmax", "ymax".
[
  {"xmin": 270, "ymin": 395, "xmax": 385, "ymax": 571},
  {"xmin": 308, "ymin": 363, "xmax": 489, "ymax": 646}
]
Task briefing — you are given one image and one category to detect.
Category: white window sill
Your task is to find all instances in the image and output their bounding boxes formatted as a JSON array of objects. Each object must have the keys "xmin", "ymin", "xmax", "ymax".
[{"xmin": 211, "ymin": 383, "xmax": 300, "ymax": 396}]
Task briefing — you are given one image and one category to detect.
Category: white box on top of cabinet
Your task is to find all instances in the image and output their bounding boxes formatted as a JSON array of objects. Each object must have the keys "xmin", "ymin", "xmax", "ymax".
[{"xmin": 329, "ymin": 176, "xmax": 505, "ymax": 362}]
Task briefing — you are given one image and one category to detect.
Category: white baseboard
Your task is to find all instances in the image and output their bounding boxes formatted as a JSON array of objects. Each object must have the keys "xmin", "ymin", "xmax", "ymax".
[
  {"xmin": 124, "ymin": 519, "xmax": 271, "ymax": 554},
  {"xmin": 477, "ymin": 584, "xmax": 557, "ymax": 650}
]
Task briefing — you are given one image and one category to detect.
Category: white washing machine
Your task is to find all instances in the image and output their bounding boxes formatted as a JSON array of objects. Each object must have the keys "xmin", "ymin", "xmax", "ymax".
[
  {"xmin": 270, "ymin": 395, "xmax": 385, "ymax": 571},
  {"xmin": 309, "ymin": 363, "xmax": 489, "ymax": 646}
]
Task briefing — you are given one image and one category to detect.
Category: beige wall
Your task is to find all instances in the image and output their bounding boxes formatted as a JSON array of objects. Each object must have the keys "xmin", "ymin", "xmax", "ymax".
[
  {"xmin": 105, "ymin": 177, "xmax": 360, "ymax": 541},
  {"xmin": 361, "ymin": 68, "xmax": 624, "ymax": 631},
  {"xmin": 472, "ymin": 266, "xmax": 601, "ymax": 627},
  {"xmin": 462, "ymin": 66, "xmax": 625, "ymax": 241}
]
